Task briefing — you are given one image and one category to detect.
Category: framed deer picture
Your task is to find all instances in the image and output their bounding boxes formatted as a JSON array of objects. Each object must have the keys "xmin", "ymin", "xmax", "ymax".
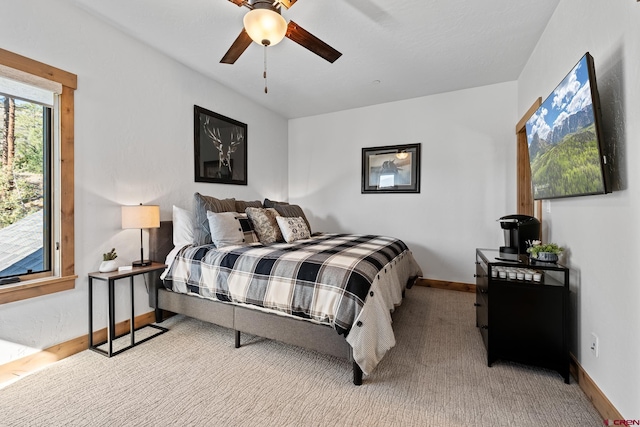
[
  {"xmin": 362, "ymin": 143, "xmax": 421, "ymax": 193},
  {"xmin": 194, "ymin": 105, "xmax": 247, "ymax": 185}
]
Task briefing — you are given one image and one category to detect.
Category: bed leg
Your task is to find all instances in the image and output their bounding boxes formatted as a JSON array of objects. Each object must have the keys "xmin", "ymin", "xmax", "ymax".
[
  {"xmin": 406, "ymin": 276, "xmax": 417, "ymax": 289},
  {"xmin": 155, "ymin": 307, "xmax": 163, "ymax": 323},
  {"xmin": 353, "ymin": 362, "xmax": 363, "ymax": 386},
  {"xmin": 235, "ymin": 330, "xmax": 241, "ymax": 348}
]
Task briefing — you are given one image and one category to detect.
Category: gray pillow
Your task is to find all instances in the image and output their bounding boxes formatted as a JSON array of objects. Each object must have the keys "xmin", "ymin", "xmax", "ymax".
[
  {"xmin": 271, "ymin": 203, "xmax": 311, "ymax": 234},
  {"xmin": 235, "ymin": 199, "xmax": 263, "ymax": 213},
  {"xmin": 193, "ymin": 192, "xmax": 236, "ymax": 245},
  {"xmin": 263, "ymin": 198, "xmax": 289, "ymax": 208}
]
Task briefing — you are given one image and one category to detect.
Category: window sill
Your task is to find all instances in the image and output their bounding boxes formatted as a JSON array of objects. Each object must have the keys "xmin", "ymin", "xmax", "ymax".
[{"xmin": 0, "ymin": 275, "xmax": 77, "ymax": 305}]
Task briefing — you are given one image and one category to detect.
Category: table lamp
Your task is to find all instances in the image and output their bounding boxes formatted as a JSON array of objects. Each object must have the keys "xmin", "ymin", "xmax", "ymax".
[{"xmin": 121, "ymin": 204, "xmax": 160, "ymax": 267}]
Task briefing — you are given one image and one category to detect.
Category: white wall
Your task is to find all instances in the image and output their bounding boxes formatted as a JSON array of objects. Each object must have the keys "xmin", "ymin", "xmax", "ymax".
[
  {"xmin": 517, "ymin": 0, "xmax": 640, "ymax": 418},
  {"xmin": 0, "ymin": 0, "xmax": 288, "ymax": 365},
  {"xmin": 288, "ymin": 81, "xmax": 518, "ymax": 284}
]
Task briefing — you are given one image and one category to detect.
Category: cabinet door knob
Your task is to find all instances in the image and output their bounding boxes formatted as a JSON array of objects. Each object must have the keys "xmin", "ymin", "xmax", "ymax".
[
  {"xmin": 480, "ymin": 289, "xmax": 488, "ymax": 294},
  {"xmin": 473, "ymin": 303, "xmax": 481, "ymax": 307},
  {"xmin": 480, "ymin": 325, "xmax": 489, "ymax": 330}
]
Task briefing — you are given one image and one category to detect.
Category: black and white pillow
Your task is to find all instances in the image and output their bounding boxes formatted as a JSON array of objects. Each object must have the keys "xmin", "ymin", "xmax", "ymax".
[
  {"xmin": 276, "ymin": 216, "xmax": 310, "ymax": 243},
  {"xmin": 206, "ymin": 211, "xmax": 258, "ymax": 247},
  {"xmin": 237, "ymin": 213, "xmax": 259, "ymax": 244}
]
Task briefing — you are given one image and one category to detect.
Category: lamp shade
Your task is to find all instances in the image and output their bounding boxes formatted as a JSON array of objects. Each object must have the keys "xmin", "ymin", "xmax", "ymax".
[
  {"xmin": 121, "ymin": 205, "xmax": 160, "ymax": 229},
  {"xmin": 243, "ymin": 8, "xmax": 288, "ymax": 46}
]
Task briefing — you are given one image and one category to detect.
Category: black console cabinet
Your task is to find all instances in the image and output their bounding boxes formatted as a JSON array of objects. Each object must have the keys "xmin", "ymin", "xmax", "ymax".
[{"xmin": 475, "ymin": 248, "xmax": 570, "ymax": 383}]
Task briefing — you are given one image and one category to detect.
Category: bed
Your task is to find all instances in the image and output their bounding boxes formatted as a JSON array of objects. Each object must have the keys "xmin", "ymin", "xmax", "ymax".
[{"xmin": 148, "ymin": 195, "xmax": 422, "ymax": 385}]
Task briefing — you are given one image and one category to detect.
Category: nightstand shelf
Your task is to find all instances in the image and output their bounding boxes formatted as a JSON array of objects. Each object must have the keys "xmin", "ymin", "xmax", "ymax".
[{"xmin": 88, "ymin": 262, "xmax": 168, "ymax": 357}]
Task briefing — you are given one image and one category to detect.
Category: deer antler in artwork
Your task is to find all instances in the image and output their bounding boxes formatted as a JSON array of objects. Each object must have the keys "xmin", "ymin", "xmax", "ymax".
[{"xmin": 203, "ymin": 118, "xmax": 243, "ymax": 175}]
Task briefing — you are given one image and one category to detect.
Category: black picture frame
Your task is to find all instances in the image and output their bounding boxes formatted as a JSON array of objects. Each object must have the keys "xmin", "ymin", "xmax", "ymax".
[
  {"xmin": 362, "ymin": 143, "xmax": 421, "ymax": 193},
  {"xmin": 194, "ymin": 105, "xmax": 247, "ymax": 185}
]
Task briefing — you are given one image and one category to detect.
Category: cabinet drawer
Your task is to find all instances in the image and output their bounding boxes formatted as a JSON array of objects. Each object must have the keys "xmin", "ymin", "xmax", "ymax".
[
  {"xmin": 475, "ymin": 262, "xmax": 489, "ymax": 293},
  {"xmin": 475, "ymin": 292, "xmax": 489, "ymax": 349}
]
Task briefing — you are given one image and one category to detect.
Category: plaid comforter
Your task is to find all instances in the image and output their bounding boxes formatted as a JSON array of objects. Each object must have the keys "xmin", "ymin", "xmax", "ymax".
[{"xmin": 163, "ymin": 233, "xmax": 411, "ymax": 336}]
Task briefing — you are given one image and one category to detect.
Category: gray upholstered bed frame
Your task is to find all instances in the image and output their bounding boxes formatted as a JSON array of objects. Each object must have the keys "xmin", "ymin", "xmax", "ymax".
[{"xmin": 148, "ymin": 221, "xmax": 364, "ymax": 385}]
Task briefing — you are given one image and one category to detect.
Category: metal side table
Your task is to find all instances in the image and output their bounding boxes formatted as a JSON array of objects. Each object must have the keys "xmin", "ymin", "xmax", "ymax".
[{"xmin": 88, "ymin": 262, "xmax": 168, "ymax": 357}]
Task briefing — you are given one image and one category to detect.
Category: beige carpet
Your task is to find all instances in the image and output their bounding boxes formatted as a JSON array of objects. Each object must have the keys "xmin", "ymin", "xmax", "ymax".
[{"xmin": 0, "ymin": 287, "xmax": 602, "ymax": 426}]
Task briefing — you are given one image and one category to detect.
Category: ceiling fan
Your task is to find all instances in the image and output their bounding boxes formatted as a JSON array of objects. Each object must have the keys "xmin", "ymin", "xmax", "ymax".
[{"xmin": 220, "ymin": 0, "xmax": 342, "ymax": 64}]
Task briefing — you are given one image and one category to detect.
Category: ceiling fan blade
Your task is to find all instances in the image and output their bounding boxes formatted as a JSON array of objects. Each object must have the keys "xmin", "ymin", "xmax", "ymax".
[
  {"xmin": 277, "ymin": 0, "xmax": 298, "ymax": 9},
  {"xmin": 220, "ymin": 29, "xmax": 253, "ymax": 64},
  {"xmin": 285, "ymin": 21, "xmax": 342, "ymax": 63},
  {"xmin": 228, "ymin": 0, "xmax": 245, "ymax": 6}
]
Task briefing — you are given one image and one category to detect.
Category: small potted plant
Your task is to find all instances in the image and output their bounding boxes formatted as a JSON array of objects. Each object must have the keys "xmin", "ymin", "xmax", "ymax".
[
  {"xmin": 526, "ymin": 240, "xmax": 563, "ymax": 263},
  {"xmin": 99, "ymin": 248, "xmax": 118, "ymax": 272}
]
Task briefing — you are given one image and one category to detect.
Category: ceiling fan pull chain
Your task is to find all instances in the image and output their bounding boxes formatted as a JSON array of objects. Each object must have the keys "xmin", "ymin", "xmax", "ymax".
[{"xmin": 263, "ymin": 45, "xmax": 268, "ymax": 94}]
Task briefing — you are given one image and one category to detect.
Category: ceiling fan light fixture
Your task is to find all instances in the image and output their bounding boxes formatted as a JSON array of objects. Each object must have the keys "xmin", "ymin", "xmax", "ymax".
[{"xmin": 243, "ymin": 8, "xmax": 287, "ymax": 46}]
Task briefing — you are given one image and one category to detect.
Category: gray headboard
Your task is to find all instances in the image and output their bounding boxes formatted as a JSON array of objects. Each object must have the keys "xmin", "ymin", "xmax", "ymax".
[
  {"xmin": 148, "ymin": 221, "xmax": 173, "ymax": 310},
  {"xmin": 149, "ymin": 220, "xmax": 173, "ymax": 263}
]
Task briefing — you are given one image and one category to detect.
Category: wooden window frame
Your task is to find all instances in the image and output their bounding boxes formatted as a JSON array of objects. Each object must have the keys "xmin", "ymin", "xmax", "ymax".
[
  {"xmin": 516, "ymin": 98, "xmax": 543, "ymax": 222},
  {"xmin": 0, "ymin": 48, "xmax": 77, "ymax": 304}
]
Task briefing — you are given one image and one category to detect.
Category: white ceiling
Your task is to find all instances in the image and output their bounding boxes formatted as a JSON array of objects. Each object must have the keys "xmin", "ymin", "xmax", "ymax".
[{"xmin": 73, "ymin": 0, "xmax": 560, "ymax": 119}]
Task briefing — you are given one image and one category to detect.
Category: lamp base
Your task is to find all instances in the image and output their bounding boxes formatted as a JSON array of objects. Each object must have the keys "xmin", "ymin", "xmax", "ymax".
[{"xmin": 132, "ymin": 260, "xmax": 153, "ymax": 267}]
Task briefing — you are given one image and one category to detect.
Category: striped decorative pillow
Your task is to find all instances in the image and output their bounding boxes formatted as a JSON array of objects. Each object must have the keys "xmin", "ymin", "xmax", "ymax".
[{"xmin": 193, "ymin": 192, "xmax": 236, "ymax": 245}]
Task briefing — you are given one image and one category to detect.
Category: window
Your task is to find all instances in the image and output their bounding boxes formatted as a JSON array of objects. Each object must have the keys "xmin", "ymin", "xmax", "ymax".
[
  {"xmin": 0, "ymin": 48, "xmax": 77, "ymax": 304},
  {"xmin": 0, "ymin": 79, "xmax": 53, "ymax": 280}
]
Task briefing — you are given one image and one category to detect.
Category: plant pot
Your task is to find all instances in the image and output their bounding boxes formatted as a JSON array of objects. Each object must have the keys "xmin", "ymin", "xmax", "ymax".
[
  {"xmin": 99, "ymin": 260, "xmax": 118, "ymax": 273},
  {"xmin": 535, "ymin": 252, "xmax": 558, "ymax": 263}
]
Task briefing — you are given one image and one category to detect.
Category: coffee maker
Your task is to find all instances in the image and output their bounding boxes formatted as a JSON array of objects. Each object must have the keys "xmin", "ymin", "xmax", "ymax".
[{"xmin": 498, "ymin": 214, "xmax": 540, "ymax": 256}]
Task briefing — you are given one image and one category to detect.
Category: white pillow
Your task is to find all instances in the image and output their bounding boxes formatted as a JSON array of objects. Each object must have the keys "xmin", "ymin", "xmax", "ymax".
[
  {"xmin": 206, "ymin": 211, "xmax": 245, "ymax": 247},
  {"xmin": 173, "ymin": 205, "xmax": 194, "ymax": 246},
  {"xmin": 276, "ymin": 216, "xmax": 311, "ymax": 243}
]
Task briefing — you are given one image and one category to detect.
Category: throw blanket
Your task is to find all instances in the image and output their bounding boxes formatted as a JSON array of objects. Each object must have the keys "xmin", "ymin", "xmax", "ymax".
[{"xmin": 164, "ymin": 234, "xmax": 409, "ymax": 336}]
